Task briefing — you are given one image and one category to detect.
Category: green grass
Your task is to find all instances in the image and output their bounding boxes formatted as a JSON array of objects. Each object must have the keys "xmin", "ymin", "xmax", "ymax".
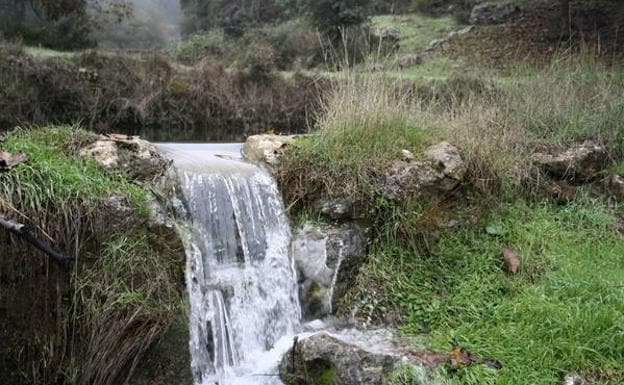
[
  {"xmin": 362, "ymin": 198, "xmax": 624, "ymax": 385},
  {"xmin": 25, "ymin": 46, "xmax": 75, "ymax": 59},
  {"xmin": 278, "ymin": 70, "xmax": 437, "ymax": 207},
  {"xmin": 0, "ymin": 126, "xmax": 148, "ymax": 217},
  {"xmin": 372, "ymin": 14, "xmax": 459, "ymax": 54}
]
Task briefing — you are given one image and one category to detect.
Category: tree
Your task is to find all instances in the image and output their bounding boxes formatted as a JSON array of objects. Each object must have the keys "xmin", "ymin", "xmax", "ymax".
[
  {"xmin": 302, "ymin": 0, "xmax": 371, "ymax": 33},
  {"xmin": 0, "ymin": 0, "xmax": 131, "ymax": 49}
]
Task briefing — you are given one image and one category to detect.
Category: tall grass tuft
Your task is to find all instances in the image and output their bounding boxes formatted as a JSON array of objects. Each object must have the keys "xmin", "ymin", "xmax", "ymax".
[{"xmin": 279, "ymin": 67, "xmax": 434, "ymax": 209}]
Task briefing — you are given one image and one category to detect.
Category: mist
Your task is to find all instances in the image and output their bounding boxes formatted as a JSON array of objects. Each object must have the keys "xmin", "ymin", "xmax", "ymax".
[{"xmin": 93, "ymin": 0, "xmax": 182, "ymax": 50}]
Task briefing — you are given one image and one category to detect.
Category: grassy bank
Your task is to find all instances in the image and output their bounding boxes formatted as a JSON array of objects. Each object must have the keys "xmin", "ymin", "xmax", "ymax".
[
  {"xmin": 0, "ymin": 127, "xmax": 188, "ymax": 385},
  {"xmin": 279, "ymin": 48, "xmax": 624, "ymax": 384}
]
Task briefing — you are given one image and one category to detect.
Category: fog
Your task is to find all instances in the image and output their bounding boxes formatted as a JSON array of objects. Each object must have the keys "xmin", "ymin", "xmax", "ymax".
[{"xmin": 93, "ymin": 0, "xmax": 182, "ymax": 49}]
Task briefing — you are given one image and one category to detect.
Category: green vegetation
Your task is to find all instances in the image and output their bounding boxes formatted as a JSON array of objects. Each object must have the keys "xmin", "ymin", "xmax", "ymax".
[
  {"xmin": 279, "ymin": 69, "xmax": 435, "ymax": 206},
  {"xmin": 0, "ymin": 126, "xmax": 186, "ymax": 385},
  {"xmin": 361, "ymin": 198, "xmax": 623, "ymax": 384},
  {"xmin": 372, "ymin": 13, "xmax": 458, "ymax": 53},
  {"xmin": 0, "ymin": 126, "xmax": 147, "ymax": 215},
  {"xmin": 279, "ymin": 11, "xmax": 624, "ymax": 384}
]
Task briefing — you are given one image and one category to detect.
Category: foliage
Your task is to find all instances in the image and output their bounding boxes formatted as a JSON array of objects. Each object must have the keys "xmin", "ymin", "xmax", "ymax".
[
  {"xmin": 362, "ymin": 199, "xmax": 624, "ymax": 384},
  {"xmin": 172, "ymin": 30, "xmax": 226, "ymax": 64},
  {"xmin": 278, "ymin": 69, "xmax": 435, "ymax": 212},
  {"xmin": 302, "ymin": 0, "xmax": 372, "ymax": 33},
  {"xmin": 0, "ymin": 126, "xmax": 175, "ymax": 385},
  {"xmin": 180, "ymin": 0, "xmax": 301, "ymax": 37},
  {"xmin": 0, "ymin": 44, "xmax": 321, "ymax": 142}
]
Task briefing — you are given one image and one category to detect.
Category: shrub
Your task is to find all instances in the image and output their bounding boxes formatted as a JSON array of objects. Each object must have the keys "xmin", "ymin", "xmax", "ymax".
[{"xmin": 172, "ymin": 30, "xmax": 226, "ymax": 64}]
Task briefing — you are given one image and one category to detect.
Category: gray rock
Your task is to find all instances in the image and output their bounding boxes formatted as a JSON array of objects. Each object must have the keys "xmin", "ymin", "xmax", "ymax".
[
  {"xmin": 319, "ymin": 197, "xmax": 355, "ymax": 220},
  {"xmin": 532, "ymin": 141, "xmax": 609, "ymax": 181},
  {"xmin": 279, "ymin": 331, "xmax": 453, "ymax": 385},
  {"xmin": 381, "ymin": 142, "xmax": 465, "ymax": 202},
  {"xmin": 449, "ymin": 25, "xmax": 475, "ymax": 38},
  {"xmin": 470, "ymin": 1, "xmax": 520, "ymax": 25},
  {"xmin": 103, "ymin": 194, "xmax": 136, "ymax": 230},
  {"xmin": 426, "ymin": 141, "xmax": 467, "ymax": 181},
  {"xmin": 280, "ymin": 333, "xmax": 397, "ymax": 385},
  {"xmin": 563, "ymin": 373, "xmax": 589, "ymax": 385},
  {"xmin": 292, "ymin": 223, "xmax": 369, "ymax": 319},
  {"xmin": 79, "ymin": 134, "xmax": 170, "ymax": 184},
  {"xmin": 425, "ymin": 38, "xmax": 448, "ymax": 52},
  {"xmin": 242, "ymin": 134, "xmax": 297, "ymax": 171},
  {"xmin": 396, "ymin": 53, "xmax": 423, "ymax": 69},
  {"xmin": 601, "ymin": 174, "xmax": 624, "ymax": 201}
]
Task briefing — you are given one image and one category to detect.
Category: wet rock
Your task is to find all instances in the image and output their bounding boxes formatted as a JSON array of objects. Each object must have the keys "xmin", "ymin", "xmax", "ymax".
[
  {"xmin": 243, "ymin": 134, "xmax": 296, "ymax": 171},
  {"xmin": 79, "ymin": 134, "xmax": 169, "ymax": 184},
  {"xmin": 396, "ymin": 53, "xmax": 423, "ymax": 69},
  {"xmin": 381, "ymin": 142, "xmax": 465, "ymax": 202},
  {"xmin": 532, "ymin": 141, "xmax": 609, "ymax": 181},
  {"xmin": 279, "ymin": 333, "xmax": 397, "ymax": 385},
  {"xmin": 292, "ymin": 223, "xmax": 369, "ymax": 319},
  {"xmin": 279, "ymin": 330, "xmax": 453, "ymax": 385},
  {"xmin": 470, "ymin": 1, "xmax": 520, "ymax": 25}
]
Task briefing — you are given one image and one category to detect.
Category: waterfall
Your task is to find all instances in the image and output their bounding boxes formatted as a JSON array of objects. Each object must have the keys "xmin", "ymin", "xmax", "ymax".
[{"xmin": 158, "ymin": 144, "xmax": 301, "ymax": 385}]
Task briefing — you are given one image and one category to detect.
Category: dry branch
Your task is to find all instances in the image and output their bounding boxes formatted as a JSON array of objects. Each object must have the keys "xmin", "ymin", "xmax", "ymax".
[{"xmin": 0, "ymin": 213, "xmax": 73, "ymax": 268}]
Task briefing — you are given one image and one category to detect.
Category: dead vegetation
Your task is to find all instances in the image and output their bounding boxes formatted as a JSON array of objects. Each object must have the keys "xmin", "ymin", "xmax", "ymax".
[{"xmin": 0, "ymin": 43, "xmax": 322, "ymax": 141}]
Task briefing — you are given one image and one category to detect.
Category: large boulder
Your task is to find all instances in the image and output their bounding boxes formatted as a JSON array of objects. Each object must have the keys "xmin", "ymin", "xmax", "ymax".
[
  {"xmin": 79, "ymin": 134, "xmax": 170, "ymax": 184},
  {"xmin": 243, "ymin": 134, "xmax": 297, "ymax": 171},
  {"xmin": 279, "ymin": 331, "xmax": 452, "ymax": 385},
  {"xmin": 470, "ymin": 1, "xmax": 520, "ymax": 25},
  {"xmin": 531, "ymin": 141, "xmax": 609, "ymax": 181},
  {"xmin": 381, "ymin": 142, "xmax": 466, "ymax": 202},
  {"xmin": 280, "ymin": 333, "xmax": 397, "ymax": 385},
  {"xmin": 292, "ymin": 223, "xmax": 369, "ymax": 319}
]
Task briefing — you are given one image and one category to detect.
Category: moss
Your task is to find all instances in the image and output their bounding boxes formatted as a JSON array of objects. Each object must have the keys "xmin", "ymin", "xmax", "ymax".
[{"xmin": 316, "ymin": 366, "xmax": 336, "ymax": 385}]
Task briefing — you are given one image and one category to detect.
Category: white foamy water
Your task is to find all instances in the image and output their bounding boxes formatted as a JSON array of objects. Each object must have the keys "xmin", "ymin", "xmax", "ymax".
[{"xmin": 158, "ymin": 143, "xmax": 301, "ymax": 385}]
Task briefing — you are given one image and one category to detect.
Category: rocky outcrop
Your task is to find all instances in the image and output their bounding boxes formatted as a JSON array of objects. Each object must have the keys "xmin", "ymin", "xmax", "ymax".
[
  {"xmin": 470, "ymin": 1, "xmax": 520, "ymax": 25},
  {"xmin": 79, "ymin": 134, "xmax": 170, "ymax": 184},
  {"xmin": 280, "ymin": 333, "xmax": 397, "ymax": 385},
  {"xmin": 381, "ymin": 142, "xmax": 466, "ymax": 202},
  {"xmin": 292, "ymin": 223, "xmax": 369, "ymax": 319},
  {"xmin": 279, "ymin": 331, "xmax": 452, "ymax": 385},
  {"xmin": 531, "ymin": 141, "xmax": 609, "ymax": 181},
  {"xmin": 243, "ymin": 134, "xmax": 297, "ymax": 172}
]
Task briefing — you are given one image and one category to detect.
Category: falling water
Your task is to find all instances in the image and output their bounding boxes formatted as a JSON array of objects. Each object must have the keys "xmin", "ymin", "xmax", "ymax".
[{"xmin": 158, "ymin": 144, "xmax": 301, "ymax": 385}]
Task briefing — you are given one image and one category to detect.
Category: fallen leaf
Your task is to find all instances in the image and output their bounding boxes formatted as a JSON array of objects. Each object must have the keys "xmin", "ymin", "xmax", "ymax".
[
  {"xmin": 503, "ymin": 248, "xmax": 521, "ymax": 274},
  {"xmin": 449, "ymin": 347, "xmax": 502, "ymax": 370},
  {"xmin": 0, "ymin": 151, "xmax": 28, "ymax": 170},
  {"xmin": 449, "ymin": 347, "xmax": 472, "ymax": 369}
]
